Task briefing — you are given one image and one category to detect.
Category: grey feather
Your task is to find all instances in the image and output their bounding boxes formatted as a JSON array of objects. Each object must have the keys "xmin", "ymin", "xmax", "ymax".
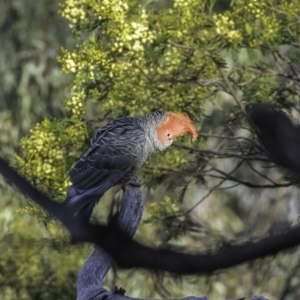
[{"xmin": 64, "ymin": 112, "xmax": 168, "ymax": 220}]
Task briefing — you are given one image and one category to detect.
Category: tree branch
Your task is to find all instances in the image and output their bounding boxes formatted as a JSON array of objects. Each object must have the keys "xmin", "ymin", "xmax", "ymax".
[
  {"xmin": 77, "ymin": 181, "xmax": 144, "ymax": 300},
  {"xmin": 0, "ymin": 156, "xmax": 300, "ymax": 276}
]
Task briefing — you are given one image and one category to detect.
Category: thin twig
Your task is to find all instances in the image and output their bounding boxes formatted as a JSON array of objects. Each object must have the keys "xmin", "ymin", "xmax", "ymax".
[
  {"xmin": 228, "ymin": 126, "xmax": 277, "ymax": 186},
  {"xmin": 173, "ymin": 143, "xmax": 269, "ymax": 161},
  {"xmin": 185, "ymin": 160, "xmax": 244, "ymax": 215},
  {"xmin": 206, "ymin": 174, "xmax": 293, "ymax": 189}
]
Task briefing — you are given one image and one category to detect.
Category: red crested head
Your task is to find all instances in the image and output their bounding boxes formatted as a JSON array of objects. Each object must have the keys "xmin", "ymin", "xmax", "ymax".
[{"xmin": 156, "ymin": 112, "xmax": 198, "ymax": 144}]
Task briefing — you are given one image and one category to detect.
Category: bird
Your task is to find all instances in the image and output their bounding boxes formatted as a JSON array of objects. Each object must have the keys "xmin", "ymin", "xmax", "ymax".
[
  {"xmin": 246, "ymin": 103, "xmax": 300, "ymax": 176},
  {"xmin": 65, "ymin": 111, "xmax": 198, "ymax": 220}
]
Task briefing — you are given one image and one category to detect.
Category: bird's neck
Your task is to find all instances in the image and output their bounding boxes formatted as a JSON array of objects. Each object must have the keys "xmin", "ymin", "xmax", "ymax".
[{"xmin": 136, "ymin": 112, "xmax": 169, "ymax": 152}]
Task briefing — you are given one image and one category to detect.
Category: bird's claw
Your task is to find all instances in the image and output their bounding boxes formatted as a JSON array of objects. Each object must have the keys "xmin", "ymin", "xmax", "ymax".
[
  {"xmin": 114, "ymin": 286, "xmax": 126, "ymax": 295},
  {"xmin": 125, "ymin": 180, "xmax": 141, "ymax": 188}
]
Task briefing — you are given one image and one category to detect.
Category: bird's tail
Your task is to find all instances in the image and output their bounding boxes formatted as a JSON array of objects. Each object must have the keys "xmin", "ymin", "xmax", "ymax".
[{"xmin": 63, "ymin": 186, "xmax": 103, "ymax": 221}]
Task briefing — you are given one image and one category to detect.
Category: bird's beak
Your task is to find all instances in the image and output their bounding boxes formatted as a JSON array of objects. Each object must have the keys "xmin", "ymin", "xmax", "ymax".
[{"xmin": 189, "ymin": 130, "xmax": 198, "ymax": 142}]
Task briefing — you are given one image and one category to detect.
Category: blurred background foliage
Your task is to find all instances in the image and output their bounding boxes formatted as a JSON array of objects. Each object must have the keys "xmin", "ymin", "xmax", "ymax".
[{"xmin": 1, "ymin": 0, "xmax": 300, "ymax": 299}]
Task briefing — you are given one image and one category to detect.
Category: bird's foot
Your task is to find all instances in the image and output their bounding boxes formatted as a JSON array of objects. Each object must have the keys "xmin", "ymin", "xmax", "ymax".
[
  {"xmin": 124, "ymin": 180, "xmax": 141, "ymax": 188},
  {"xmin": 121, "ymin": 173, "xmax": 140, "ymax": 189},
  {"xmin": 114, "ymin": 286, "xmax": 126, "ymax": 295}
]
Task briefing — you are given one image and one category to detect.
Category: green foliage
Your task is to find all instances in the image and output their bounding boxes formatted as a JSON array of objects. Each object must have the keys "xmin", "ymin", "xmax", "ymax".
[
  {"xmin": 16, "ymin": 118, "xmax": 89, "ymax": 199},
  {"xmin": 0, "ymin": 222, "xmax": 91, "ymax": 300},
  {"xmin": 146, "ymin": 196, "xmax": 180, "ymax": 224},
  {"xmin": 58, "ymin": 0, "xmax": 216, "ymax": 118},
  {"xmin": 57, "ymin": 0, "xmax": 300, "ymax": 121}
]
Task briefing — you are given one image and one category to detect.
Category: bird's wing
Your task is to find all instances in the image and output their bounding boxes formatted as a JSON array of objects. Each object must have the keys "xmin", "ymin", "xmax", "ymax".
[
  {"xmin": 66, "ymin": 118, "xmax": 145, "ymax": 216},
  {"xmin": 69, "ymin": 118, "xmax": 145, "ymax": 190}
]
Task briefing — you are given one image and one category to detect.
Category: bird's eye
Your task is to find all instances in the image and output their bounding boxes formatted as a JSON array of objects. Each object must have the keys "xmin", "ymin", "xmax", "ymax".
[{"xmin": 167, "ymin": 133, "xmax": 170, "ymax": 137}]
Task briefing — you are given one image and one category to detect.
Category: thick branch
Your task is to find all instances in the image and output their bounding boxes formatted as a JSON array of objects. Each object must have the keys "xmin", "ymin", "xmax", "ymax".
[{"xmin": 77, "ymin": 183, "xmax": 144, "ymax": 300}]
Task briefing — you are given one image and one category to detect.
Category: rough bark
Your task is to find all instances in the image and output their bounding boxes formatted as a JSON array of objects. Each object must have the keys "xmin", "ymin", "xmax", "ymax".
[{"xmin": 77, "ymin": 181, "xmax": 144, "ymax": 300}]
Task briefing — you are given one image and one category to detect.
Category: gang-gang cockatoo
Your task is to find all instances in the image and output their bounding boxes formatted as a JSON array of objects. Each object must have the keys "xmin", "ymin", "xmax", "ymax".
[{"xmin": 65, "ymin": 111, "xmax": 198, "ymax": 220}]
